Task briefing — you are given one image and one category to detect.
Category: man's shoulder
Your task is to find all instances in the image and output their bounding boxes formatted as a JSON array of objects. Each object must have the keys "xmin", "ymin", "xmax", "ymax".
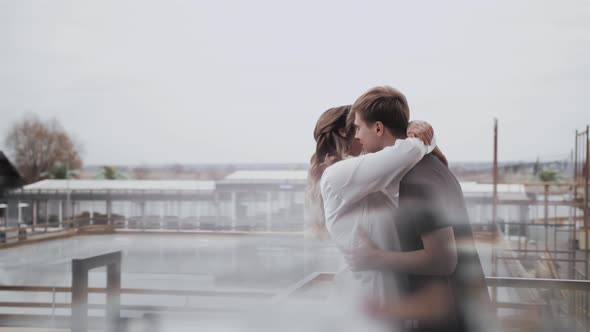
[
  {"xmin": 400, "ymin": 154, "xmax": 467, "ymax": 207},
  {"xmin": 402, "ymin": 154, "xmax": 450, "ymax": 182},
  {"xmin": 401, "ymin": 154, "xmax": 465, "ymax": 196}
]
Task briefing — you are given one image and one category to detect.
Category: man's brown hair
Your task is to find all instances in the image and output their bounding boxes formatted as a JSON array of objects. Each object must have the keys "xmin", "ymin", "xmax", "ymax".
[{"xmin": 349, "ymin": 86, "xmax": 410, "ymax": 136}]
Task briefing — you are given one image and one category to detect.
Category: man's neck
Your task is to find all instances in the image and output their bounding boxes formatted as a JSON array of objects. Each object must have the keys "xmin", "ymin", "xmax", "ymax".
[{"xmin": 381, "ymin": 133, "xmax": 407, "ymax": 149}]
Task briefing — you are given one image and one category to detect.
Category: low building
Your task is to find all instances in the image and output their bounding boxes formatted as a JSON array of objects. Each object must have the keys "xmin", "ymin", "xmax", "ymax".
[{"xmin": 2, "ymin": 169, "xmax": 545, "ymax": 233}]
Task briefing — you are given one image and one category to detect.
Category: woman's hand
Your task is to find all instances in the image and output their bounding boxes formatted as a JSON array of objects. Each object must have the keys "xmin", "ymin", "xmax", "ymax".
[
  {"xmin": 407, "ymin": 120, "xmax": 433, "ymax": 146},
  {"xmin": 408, "ymin": 121, "xmax": 448, "ymax": 166}
]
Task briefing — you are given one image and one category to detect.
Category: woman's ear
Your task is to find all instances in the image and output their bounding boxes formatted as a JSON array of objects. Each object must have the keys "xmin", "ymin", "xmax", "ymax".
[{"xmin": 338, "ymin": 128, "xmax": 348, "ymax": 138}]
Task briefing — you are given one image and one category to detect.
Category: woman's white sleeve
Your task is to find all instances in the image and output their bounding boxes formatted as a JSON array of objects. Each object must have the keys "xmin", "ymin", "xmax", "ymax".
[{"xmin": 322, "ymin": 137, "xmax": 435, "ymax": 208}]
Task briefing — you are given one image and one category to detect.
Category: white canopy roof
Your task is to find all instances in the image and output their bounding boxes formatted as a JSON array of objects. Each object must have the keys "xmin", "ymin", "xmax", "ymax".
[
  {"xmin": 224, "ymin": 170, "xmax": 307, "ymax": 182},
  {"xmin": 23, "ymin": 179, "xmax": 215, "ymax": 192}
]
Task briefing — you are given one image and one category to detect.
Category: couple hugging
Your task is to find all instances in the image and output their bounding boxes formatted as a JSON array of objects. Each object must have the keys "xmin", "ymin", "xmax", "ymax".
[{"xmin": 306, "ymin": 86, "xmax": 490, "ymax": 332}]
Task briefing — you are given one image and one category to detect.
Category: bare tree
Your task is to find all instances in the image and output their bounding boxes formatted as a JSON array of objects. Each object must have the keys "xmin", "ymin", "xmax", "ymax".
[{"xmin": 4, "ymin": 114, "xmax": 83, "ymax": 184}]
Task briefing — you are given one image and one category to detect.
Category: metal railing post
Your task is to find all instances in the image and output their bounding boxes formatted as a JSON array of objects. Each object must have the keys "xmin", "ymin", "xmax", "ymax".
[{"xmin": 71, "ymin": 251, "xmax": 122, "ymax": 332}]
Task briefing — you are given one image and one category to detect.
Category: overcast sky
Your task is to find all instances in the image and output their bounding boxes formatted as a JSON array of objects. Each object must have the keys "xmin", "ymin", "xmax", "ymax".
[{"xmin": 1, "ymin": 0, "xmax": 589, "ymax": 165}]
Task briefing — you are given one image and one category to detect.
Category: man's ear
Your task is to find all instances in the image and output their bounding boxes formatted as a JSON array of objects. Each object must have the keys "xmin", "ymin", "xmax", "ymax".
[
  {"xmin": 375, "ymin": 121, "xmax": 384, "ymax": 137},
  {"xmin": 338, "ymin": 128, "xmax": 348, "ymax": 138}
]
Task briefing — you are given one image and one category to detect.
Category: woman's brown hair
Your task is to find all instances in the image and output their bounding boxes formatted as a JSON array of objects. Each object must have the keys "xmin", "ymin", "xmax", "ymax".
[{"xmin": 306, "ymin": 105, "xmax": 355, "ymax": 236}]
